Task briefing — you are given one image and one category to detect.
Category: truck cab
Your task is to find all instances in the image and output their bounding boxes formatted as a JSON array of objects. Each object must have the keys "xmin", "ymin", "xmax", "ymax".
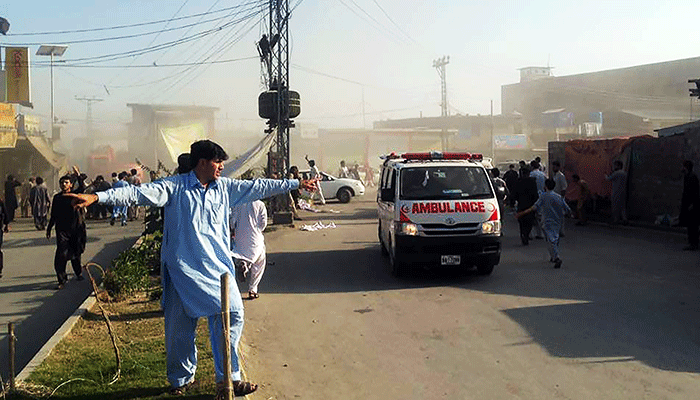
[{"xmin": 377, "ymin": 152, "xmax": 501, "ymax": 276}]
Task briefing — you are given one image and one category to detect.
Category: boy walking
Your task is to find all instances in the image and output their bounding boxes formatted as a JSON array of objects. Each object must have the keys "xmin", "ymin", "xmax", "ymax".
[
  {"xmin": 47, "ymin": 175, "xmax": 87, "ymax": 288},
  {"xmin": 516, "ymin": 178, "xmax": 571, "ymax": 269}
]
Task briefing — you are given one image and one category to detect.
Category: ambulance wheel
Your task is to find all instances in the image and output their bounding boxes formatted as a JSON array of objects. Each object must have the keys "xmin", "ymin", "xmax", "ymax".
[
  {"xmin": 390, "ymin": 241, "xmax": 409, "ymax": 277},
  {"xmin": 337, "ymin": 188, "xmax": 352, "ymax": 203},
  {"xmin": 476, "ymin": 263, "xmax": 495, "ymax": 276},
  {"xmin": 379, "ymin": 225, "xmax": 388, "ymax": 256}
]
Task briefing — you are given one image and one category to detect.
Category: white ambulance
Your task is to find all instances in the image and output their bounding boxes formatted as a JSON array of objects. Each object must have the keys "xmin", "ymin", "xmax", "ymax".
[{"xmin": 377, "ymin": 152, "xmax": 501, "ymax": 276}]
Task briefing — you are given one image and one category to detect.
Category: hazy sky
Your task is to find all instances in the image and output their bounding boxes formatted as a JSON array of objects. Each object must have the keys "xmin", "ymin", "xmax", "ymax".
[{"xmin": 2, "ymin": 0, "xmax": 700, "ymax": 141}]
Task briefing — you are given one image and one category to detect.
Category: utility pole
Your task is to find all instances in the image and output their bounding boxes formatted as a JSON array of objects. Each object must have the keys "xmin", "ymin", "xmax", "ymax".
[
  {"xmin": 258, "ymin": 0, "xmax": 298, "ymax": 178},
  {"xmin": 433, "ymin": 56, "xmax": 449, "ymax": 151},
  {"xmin": 75, "ymin": 96, "xmax": 103, "ymax": 137}
]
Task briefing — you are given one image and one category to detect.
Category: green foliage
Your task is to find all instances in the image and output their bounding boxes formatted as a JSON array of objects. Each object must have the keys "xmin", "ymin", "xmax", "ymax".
[{"xmin": 103, "ymin": 232, "xmax": 162, "ymax": 298}]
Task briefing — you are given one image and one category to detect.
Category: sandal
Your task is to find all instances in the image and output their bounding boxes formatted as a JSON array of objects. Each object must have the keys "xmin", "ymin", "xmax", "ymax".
[
  {"xmin": 216, "ymin": 380, "xmax": 258, "ymax": 399},
  {"xmin": 169, "ymin": 379, "xmax": 197, "ymax": 395},
  {"xmin": 248, "ymin": 291, "xmax": 259, "ymax": 300}
]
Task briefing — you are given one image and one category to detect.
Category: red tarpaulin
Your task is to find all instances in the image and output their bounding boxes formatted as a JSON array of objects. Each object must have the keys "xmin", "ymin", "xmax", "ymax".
[{"xmin": 563, "ymin": 137, "xmax": 645, "ymax": 198}]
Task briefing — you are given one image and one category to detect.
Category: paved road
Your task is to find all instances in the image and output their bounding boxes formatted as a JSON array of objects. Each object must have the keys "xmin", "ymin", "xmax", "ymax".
[
  {"xmin": 241, "ymin": 197, "xmax": 700, "ymax": 399},
  {"xmin": 0, "ymin": 217, "xmax": 141, "ymax": 381}
]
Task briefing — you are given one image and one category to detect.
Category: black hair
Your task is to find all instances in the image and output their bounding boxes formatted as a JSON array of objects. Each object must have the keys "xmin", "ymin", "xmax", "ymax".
[
  {"xmin": 308, "ymin": 159, "xmax": 316, "ymax": 167},
  {"xmin": 95, "ymin": 175, "xmax": 104, "ymax": 181},
  {"xmin": 572, "ymin": 174, "xmax": 580, "ymax": 181},
  {"xmin": 535, "ymin": 156, "xmax": 541, "ymax": 162},
  {"xmin": 118, "ymin": 171, "xmax": 128, "ymax": 180},
  {"xmin": 530, "ymin": 160, "xmax": 540, "ymax": 169},
  {"xmin": 509, "ymin": 164, "xmax": 515, "ymax": 169},
  {"xmin": 177, "ymin": 153, "xmax": 192, "ymax": 174},
  {"xmin": 614, "ymin": 160, "xmax": 623, "ymax": 168},
  {"xmin": 111, "ymin": 172, "xmax": 118, "ymax": 177},
  {"xmin": 79, "ymin": 173, "xmax": 88, "ymax": 180},
  {"xmin": 35, "ymin": 177, "xmax": 44, "ymax": 185},
  {"xmin": 545, "ymin": 178, "xmax": 556, "ymax": 190},
  {"xmin": 59, "ymin": 175, "xmax": 72, "ymax": 182},
  {"xmin": 7, "ymin": 175, "xmax": 13, "ymax": 180},
  {"xmin": 552, "ymin": 160, "xmax": 561, "ymax": 167},
  {"xmin": 491, "ymin": 167, "xmax": 500, "ymax": 178},
  {"xmin": 189, "ymin": 140, "xmax": 228, "ymax": 169},
  {"xmin": 130, "ymin": 168, "xmax": 138, "ymax": 175},
  {"xmin": 684, "ymin": 160, "xmax": 694, "ymax": 171}
]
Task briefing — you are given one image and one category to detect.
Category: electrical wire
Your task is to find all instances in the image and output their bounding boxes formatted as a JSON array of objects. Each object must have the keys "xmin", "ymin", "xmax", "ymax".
[
  {"xmin": 6, "ymin": 0, "xmax": 265, "ymax": 36},
  {"xmin": 370, "ymin": 0, "xmax": 416, "ymax": 43},
  {"xmin": 334, "ymin": 0, "xmax": 405, "ymax": 45},
  {"xmin": 33, "ymin": 6, "xmax": 264, "ymax": 65}
]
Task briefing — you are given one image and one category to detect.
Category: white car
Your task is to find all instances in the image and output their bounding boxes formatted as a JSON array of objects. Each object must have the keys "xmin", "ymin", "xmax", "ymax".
[{"xmin": 300, "ymin": 170, "xmax": 365, "ymax": 203}]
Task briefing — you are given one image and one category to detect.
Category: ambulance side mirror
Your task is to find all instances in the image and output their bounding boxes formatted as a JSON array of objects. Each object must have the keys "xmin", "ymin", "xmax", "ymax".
[{"xmin": 380, "ymin": 188, "xmax": 395, "ymax": 202}]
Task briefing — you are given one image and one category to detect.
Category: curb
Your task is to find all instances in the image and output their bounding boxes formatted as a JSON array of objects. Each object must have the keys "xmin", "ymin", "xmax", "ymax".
[
  {"xmin": 16, "ymin": 295, "xmax": 97, "ymax": 381},
  {"xmin": 15, "ymin": 236, "xmax": 145, "ymax": 382}
]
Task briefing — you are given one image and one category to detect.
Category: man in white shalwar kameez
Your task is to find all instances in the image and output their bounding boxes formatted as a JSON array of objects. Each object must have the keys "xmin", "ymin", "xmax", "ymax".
[{"xmin": 231, "ymin": 200, "xmax": 268, "ymax": 299}]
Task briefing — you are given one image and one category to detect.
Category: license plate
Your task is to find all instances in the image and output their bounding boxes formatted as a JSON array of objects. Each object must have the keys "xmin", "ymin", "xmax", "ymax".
[{"xmin": 441, "ymin": 255, "xmax": 461, "ymax": 266}]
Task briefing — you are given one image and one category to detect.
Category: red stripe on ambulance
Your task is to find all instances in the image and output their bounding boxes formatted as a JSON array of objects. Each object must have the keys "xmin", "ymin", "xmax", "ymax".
[{"xmin": 411, "ymin": 201, "xmax": 486, "ymax": 214}]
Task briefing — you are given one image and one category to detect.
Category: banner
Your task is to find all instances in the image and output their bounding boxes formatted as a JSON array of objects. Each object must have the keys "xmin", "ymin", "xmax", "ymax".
[
  {"xmin": 5, "ymin": 47, "xmax": 30, "ymax": 104},
  {"xmin": 493, "ymin": 134, "xmax": 527, "ymax": 149},
  {"xmin": 159, "ymin": 123, "xmax": 207, "ymax": 163},
  {"xmin": 0, "ymin": 103, "xmax": 17, "ymax": 148},
  {"xmin": 222, "ymin": 131, "xmax": 275, "ymax": 178}
]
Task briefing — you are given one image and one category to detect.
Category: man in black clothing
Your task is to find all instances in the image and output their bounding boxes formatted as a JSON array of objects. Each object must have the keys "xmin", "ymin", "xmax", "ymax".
[
  {"xmin": 0, "ymin": 197, "xmax": 9, "ymax": 278},
  {"xmin": 512, "ymin": 167, "xmax": 539, "ymax": 245},
  {"xmin": 4, "ymin": 175, "xmax": 20, "ymax": 222},
  {"xmin": 47, "ymin": 175, "xmax": 87, "ymax": 288},
  {"xmin": 680, "ymin": 160, "xmax": 700, "ymax": 251},
  {"xmin": 503, "ymin": 164, "xmax": 519, "ymax": 207}
]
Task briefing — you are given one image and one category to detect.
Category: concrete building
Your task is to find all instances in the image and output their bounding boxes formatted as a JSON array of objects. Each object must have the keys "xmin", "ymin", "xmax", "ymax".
[{"xmin": 502, "ymin": 56, "xmax": 700, "ymax": 139}]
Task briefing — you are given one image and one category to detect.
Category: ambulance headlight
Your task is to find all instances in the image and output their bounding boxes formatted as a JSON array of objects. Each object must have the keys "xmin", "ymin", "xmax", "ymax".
[
  {"xmin": 481, "ymin": 221, "xmax": 501, "ymax": 235},
  {"xmin": 398, "ymin": 222, "xmax": 419, "ymax": 236}
]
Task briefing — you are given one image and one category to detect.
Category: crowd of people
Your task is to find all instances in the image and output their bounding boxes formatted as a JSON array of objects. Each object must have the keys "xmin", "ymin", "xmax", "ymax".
[
  {"xmin": 496, "ymin": 156, "xmax": 700, "ymax": 268},
  {"xmin": 0, "ymin": 167, "xmax": 147, "ymax": 289}
]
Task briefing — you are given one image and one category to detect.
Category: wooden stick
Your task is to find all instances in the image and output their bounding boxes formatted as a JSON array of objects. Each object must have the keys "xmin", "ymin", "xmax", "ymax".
[
  {"xmin": 8, "ymin": 322, "xmax": 15, "ymax": 390},
  {"xmin": 220, "ymin": 273, "xmax": 233, "ymax": 400}
]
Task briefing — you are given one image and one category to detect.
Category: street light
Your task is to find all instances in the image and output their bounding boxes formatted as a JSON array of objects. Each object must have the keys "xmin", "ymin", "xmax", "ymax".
[{"xmin": 36, "ymin": 45, "xmax": 67, "ymax": 141}]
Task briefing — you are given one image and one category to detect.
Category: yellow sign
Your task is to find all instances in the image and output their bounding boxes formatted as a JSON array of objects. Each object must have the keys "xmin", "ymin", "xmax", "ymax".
[
  {"xmin": 5, "ymin": 47, "xmax": 31, "ymax": 104},
  {"xmin": 0, "ymin": 103, "xmax": 15, "ymax": 130},
  {"xmin": 0, "ymin": 103, "xmax": 17, "ymax": 148}
]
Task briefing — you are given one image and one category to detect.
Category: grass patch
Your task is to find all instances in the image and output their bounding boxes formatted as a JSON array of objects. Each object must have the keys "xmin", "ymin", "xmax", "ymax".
[{"xmin": 7, "ymin": 294, "xmax": 219, "ymax": 399}]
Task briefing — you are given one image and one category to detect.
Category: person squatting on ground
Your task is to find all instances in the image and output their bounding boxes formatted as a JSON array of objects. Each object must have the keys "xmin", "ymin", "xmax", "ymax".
[
  {"xmin": 110, "ymin": 171, "xmax": 130, "ymax": 226},
  {"xmin": 0, "ymin": 196, "xmax": 9, "ymax": 278},
  {"xmin": 230, "ymin": 200, "xmax": 268, "ymax": 300},
  {"xmin": 65, "ymin": 140, "xmax": 318, "ymax": 399},
  {"xmin": 517, "ymin": 178, "xmax": 572, "ymax": 269},
  {"xmin": 606, "ymin": 160, "xmax": 628, "ymax": 225},
  {"xmin": 680, "ymin": 160, "xmax": 700, "ymax": 251},
  {"xmin": 512, "ymin": 167, "xmax": 539, "ymax": 245},
  {"xmin": 30, "ymin": 177, "xmax": 51, "ymax": 230},
  {"xmin": 47, "ymin": 175, "xmax": 87, "ymax": 289}
]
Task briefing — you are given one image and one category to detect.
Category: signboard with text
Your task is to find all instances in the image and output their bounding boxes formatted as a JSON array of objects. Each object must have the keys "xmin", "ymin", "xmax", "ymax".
[
  {"xmin": 0, "ymin": 103, "xmax": 18, "ymax": 148},
  {"xmin": 5, "ymin": 47, "xmax": 30, "ymax": 104}
]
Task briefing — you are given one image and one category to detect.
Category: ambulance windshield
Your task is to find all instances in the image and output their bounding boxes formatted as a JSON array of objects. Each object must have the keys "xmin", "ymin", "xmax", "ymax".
[{"xmin": 400, "ymin": 166, "xmax": 493, "ymax": 200}]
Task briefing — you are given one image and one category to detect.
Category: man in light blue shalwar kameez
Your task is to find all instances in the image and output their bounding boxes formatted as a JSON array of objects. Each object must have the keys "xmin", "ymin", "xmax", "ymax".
[
  {"xmin": 517, "ymin": 178, "xmax": 572, "ymax": 269},
  {"xmin": 66, "ymin": 140, "xmax": 316, "ymax": 399}
]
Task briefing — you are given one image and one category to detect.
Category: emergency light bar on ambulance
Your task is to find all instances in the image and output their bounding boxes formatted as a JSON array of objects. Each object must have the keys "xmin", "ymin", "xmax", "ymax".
[{"xmin": 383, "ymin": 151, "xmax": 483, "ymax": 161}]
